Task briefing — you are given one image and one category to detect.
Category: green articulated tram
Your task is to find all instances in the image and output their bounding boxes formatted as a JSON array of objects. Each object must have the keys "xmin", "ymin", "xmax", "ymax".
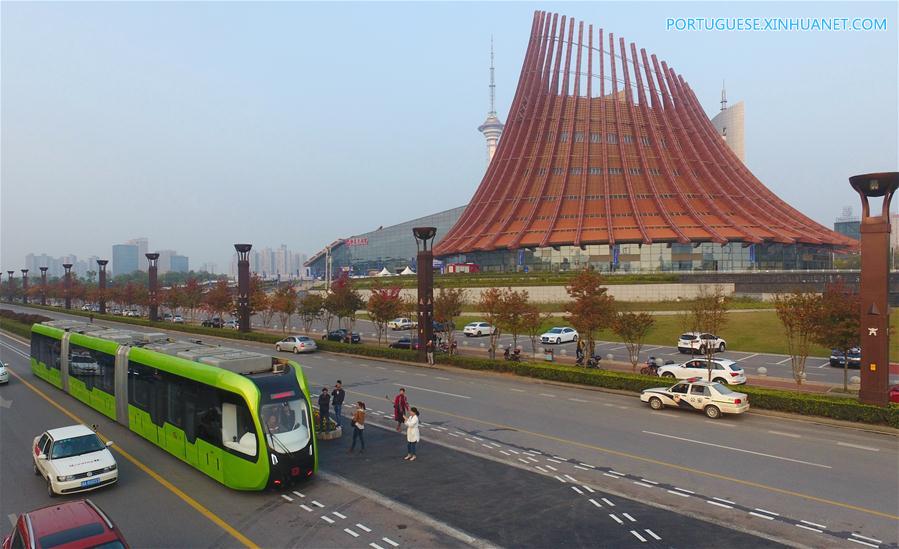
[{"xmin": 29, "ymin": 320, "xmax": 318, "ymax": 490}]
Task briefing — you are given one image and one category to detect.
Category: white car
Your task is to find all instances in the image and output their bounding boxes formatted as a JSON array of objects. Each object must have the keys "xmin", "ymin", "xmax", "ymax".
[
  {"xmin": 33, "ymin": 425, "xmax": 118, "ymax": 497},
  {"xmin": 0, "ymin": 361, "xmax": 9, "ymax": 384},
  {"xmin": 540, "ymin": 327, "xmax": 579, "ymax": 344},
  {"xmin": 172, "ymin": 315, "xmax": 185, "ymax": 324},
  {"xmin": 388, "ymin": 318, "xmax": 415, "ymax": 330},
  {"xmin": 68, "ymin": 353, "xmax": 100, "ymax": 376},
  {"xmin": 463, "ymin": 322, "xmax": 495, "ymax": 337},
  {"xmin": 677, "ymin": 332, "xmax": 726, "ymax": 354},
  {"xmin": 276, "ymin": 335, "xmax": 318, "ymax": 354},
  {"xmin": 658, "ymin": 358, "xmax": 746, "ymax": 385},
  {"xmin": 641, "ymin": 379, "xmax": 749, "ymax": 419}
]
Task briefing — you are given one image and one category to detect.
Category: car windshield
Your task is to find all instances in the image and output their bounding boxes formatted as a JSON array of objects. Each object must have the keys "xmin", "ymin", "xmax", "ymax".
[
  {"xmin": 297, "ymin": 337, "xmax": 312, "ymax": 342},
  {"xmin": 711, "ymin": 383, "xmax": 734, "ymax": 394},
  {"xmin": 50, "ymin": 433, "xmax": 106, "ymax": 459},
  {"xmin": 261, "ymin": 396, "xmax": 311, "ymax": 454},
  {"xmin": 70, "ymin": 354, "xmax": 95, "ymax": 364},
  {"xmin": 548, "ymin": 328, "xmax": 563, "ymax": 334}
]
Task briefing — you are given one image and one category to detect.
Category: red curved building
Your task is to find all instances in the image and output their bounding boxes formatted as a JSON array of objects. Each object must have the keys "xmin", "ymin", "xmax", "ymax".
[{"xmin": 436, "ymin": 11, "xmax": 855, "ymax": 271}]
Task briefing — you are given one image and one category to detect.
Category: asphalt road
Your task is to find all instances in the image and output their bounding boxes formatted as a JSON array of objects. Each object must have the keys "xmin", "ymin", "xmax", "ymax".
[{"xmin": 3, "ymin": 304, "xmax": 898, "ymax": 548}]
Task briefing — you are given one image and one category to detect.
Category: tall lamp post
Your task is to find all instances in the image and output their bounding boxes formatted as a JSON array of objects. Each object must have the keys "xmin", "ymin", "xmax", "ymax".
[
  {"xmin": 146, "ymin": 253, "xmax": 160, "ymax": 321},
  {"xmin": 39, "ymin": 267, "xmax": 48, "ymax": 305},
  {"xmin": 850, "ymin": 172, "xmax": 898, "ymax": 406},
  {"xmin": 97, "ymin": 260, "xmax": 109, "ymax": 314},
  {"xmin": 6, "ymin": 271, "xmax": 14, "ymax": 303},
  {"xmin": 413, "ymin": 227, "xmax": 436, "ymax": 363},
  {"xmin": 63, "ymin": 264, "xmax": 73, "ymax": 309},
  {"xmin": 235, "ymin": 244, "xmax": 252, "ymax": 333},
  {"xmin": 21, "ymin": 269, "xmax": 29, "ymax": 304}
]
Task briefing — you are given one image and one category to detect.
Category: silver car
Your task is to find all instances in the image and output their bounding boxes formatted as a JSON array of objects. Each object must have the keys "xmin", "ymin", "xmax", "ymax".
[{"xmin": 275, "ymin": 336, "xmax": 317, "ymax": 354}]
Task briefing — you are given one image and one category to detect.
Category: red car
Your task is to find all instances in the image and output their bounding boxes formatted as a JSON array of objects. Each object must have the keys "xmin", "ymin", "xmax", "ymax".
[
  {"xmin": 890, "ymin": 385, "xmax": 899, "ymax": 404},
  {"xmin": 3, "ymin": 499, "xmax": 129, "ymax": 549}
]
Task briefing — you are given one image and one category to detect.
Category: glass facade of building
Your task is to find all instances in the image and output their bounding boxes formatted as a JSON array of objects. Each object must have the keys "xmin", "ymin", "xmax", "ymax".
[{"xmin": 112, "ymin": 244, "xmax": 139, "ymax": 277}]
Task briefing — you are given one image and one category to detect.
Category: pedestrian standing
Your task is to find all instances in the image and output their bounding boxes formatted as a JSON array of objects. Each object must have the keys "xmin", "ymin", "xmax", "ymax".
[
  {"xmin": 426, "ymin": 339, "xmax": 435, "ymax": 366},
  {"xmin": 392, "ymin": 388, "xmax": 409, "ymax": 432},
  {"xmin": 332, "ymin": 380, "xmax": 345, "ymax": 429},
  {"xmin": 576, "ymin": 338, "xmax": 585, "ymax": 363},
  {"xmin": 403, "ymin": 407, "xmax": 420, "ymax": 461},
  {"xmin": 318, "ymin": 388, "xmax": 331, "ymax": 432},
  {"xmin": 348, "ymin": 401, "xmax": 366, "ymax": 454}
]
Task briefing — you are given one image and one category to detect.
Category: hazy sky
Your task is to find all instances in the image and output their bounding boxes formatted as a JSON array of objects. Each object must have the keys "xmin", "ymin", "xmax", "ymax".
[{"xmin": 2, "ymin": 1, "xmax": 896, "ymax": 271}]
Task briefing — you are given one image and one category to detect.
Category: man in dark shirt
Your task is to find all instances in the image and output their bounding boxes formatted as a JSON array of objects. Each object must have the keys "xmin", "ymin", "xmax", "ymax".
[
  {"xmin": 332, "ymin": 380, "xmax": 346, "ymax": 430},
  {"xmin": 318, "ymin": 388, "xmax": 331, "ymax": 432}
]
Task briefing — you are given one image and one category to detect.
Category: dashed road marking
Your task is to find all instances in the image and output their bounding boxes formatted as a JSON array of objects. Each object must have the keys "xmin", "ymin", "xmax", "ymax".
[
  {"xmin": 622, "ymin": 513, "xmax": 636, "ymax": 522},
  {"xmin": 499, "ymin": 450, "xmax": 511, "ymax": 456},
  {"xmin": 753, "ymin": 508, "xmax": 778, "ymax": 516},
  {"xmin": 673, "ymin": 487, "xmax": 694, "ymax": 495},
  {"xmin": 525, "ymin": 457, "xmax": 539, "ymax": 463},
  {"xmin": 332, "ymin": 511, "xmax": 346, "ymax": 519},
  {"xmin": 344, "ymin": 528, "xmax": 359, "ymax": 538},
  {"xmin": 706, "ymin": 500, "xmax": 733, "ymax": 509},
  {"xmin": 633, "ymin": 481, "xmax": 654, "ymax": 488},
  {"xmin": 546, "ymin": 458, "xmax": 562, "ymax": 464},
  {"xmin": 589, "ymin": 499, "xmax": 602, "ymax": 508},
  {"xmin": 851, "ymin": 533, "xmax": 883, "ymax": 544},
  {"xmin": 643, "ymin": 431, "xmax": 831, "ymax": 469},
  {"xmin": 555, "ymin": 475, "xmax": 567, "ymax": 483},
  {"xmin": 509, "ymin": 388, "xmax": 526, "ymax": 392},
  {"xmin": 749, "ymin": 512, "xmax": 775, "ymax": 520},
  {"xmin": 847, "ymin": 538, "xmax": 879, "ymax": 548},
  {"xmin": 645, "ymin": 529, "xmax": 662, "ymax": 541},
  {"xmin": 539, "ymin": 393, "xmax": 556, "ymax": 397},
  {"xmin": 356, "ymin": 523, "xmax": 372, "ymax": 533},
  {"xmin": 370, "ymin": 543, "xmax": 386, "ymax": 549},
  {"xmin": 640, "ymin": 478, "xmax": 658, "ymax": 485},
  {"xmin": 506, "ymin": 449, "xmax": 520, "ymax": 455},
  {"xmin": 311, "ymin": 500, "xmax": 325, "ymax": 508},
  {"xmin": 568, "ymin": 398, "xmax": 589, "ymax": 403},
  {"xmin": 535, "ymin": 466, "xmax": 548, "ymax": 473},
  {"xmin": 800, "ymin": 520, "xmax": 826, "ymax": 529},
  {"xmin": 712, "ymin": 497, "xmax": 735, "ymax": 505},
  {"xmin": 667, "ymin": 490, "xmax": 690, "ymax": 498},
  {"xmin": 481, "ymin": 444, "xmax": 492, "ymax": 449},
  {"xmin": 579, "ymin": 463, "xmax": 595, "ymax": 469},
  {"xmin": 838, "ymin": 442, "xmax": 880, "ymax": 452},
  {"xmin": 382, "ymin": 537, "xmax": 399, "ymax": 547},
  {"xmin": 574, "ymin": 465, "xmax": 590, "ymax": 471},
  {"xmin": 795, "ymin": 524, "xmax": 823, "ymax": 534},
  {"xmin": 300, "ymin": 504, "xmax": 313, "ymax": 512},
  {"xmin": 604, "ymin": 473, "xmax": 621, "ymax": 480},
  {"xmin": 564, "ymin": 474, "xmax": 578, "ymax": 482},
  {"xmin": 630, "ymin": 530, "xmax": 647, "ymax": 542},
  {"xmin": 601, "ymin": 498, "xmax": 615, "ymax": 507},
  {"xmin": 767, "ymin": 430, "xmax": 801, "ymax": 438},
  {"xmin": 281, "ymin": 495, "xmax": 294, "ymax": 502},
  {"xmin": 582, "ymin": 485, "xmax": 594, "ymax": 493},
  {"xmin": 489, "ymin": 442, "xmax": 502, "ymax": 448},
  {"xmin": 518, "ymin": 458, "xmax": 530, "ymax": 465},
  {"xmin": 609, "ymin": 514, "xmax": 624, "ymax": 525},
  {"xmin": 292, "ymin": 491, "xmax": 306, "ymax": 498},
  {"xmin": 321, "ymin": 516, "xmax": 335, "ymax": 524},
  {"xmin": 544, "ymin": 465, "xmax": 557, "ymax": 471},
  {"xmin": 436, "ymin": 376, "xmax": 451, "ymax": 381}
]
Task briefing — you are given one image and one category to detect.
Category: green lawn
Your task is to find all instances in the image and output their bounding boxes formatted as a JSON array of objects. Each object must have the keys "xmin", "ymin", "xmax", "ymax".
[{"xmin": 458, "ymin": 298, "xmax": 774, "ymax": 314}]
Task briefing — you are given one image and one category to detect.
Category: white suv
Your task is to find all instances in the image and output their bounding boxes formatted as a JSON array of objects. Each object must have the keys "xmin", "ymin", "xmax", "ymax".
[
  {"xmin": 658, "ymin": 358, "xmax": 746, "ymax": 385},
  {"xmin": 463, "ymin": 322, "xmax": 495, "ymax": 337},
  {"xmin": 677, "ymin": 332, "xmax": 726, "ymax": 354},
  {"xmin": 33, "ymin": 425, "xmax": 118, "ymax": 497}
]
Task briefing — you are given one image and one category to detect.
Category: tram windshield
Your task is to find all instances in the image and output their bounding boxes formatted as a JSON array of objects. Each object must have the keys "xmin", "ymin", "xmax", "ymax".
[{"xmin": 260, "ymin": 390, "xmax": 310, "ymax": 453}]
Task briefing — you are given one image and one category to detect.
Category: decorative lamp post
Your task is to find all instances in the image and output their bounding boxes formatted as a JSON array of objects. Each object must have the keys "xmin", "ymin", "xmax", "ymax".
[
  {"xmin": 97, "ymin": 260, "xmax": 108, "ymax": 314},
  {"xmin": 412, "ymin": 227, "xmax": 437, "ymax": 363},
  {"xmin": 850, "ymin": 172, "xmax": 898, "ymax": 406},
  {"xmin": 21, "ymin": 269, "xmax": 29, "ymax": 304},
  {"xmin": 6, "ymin": 271, "xmax": 14, "ymax": 303},
  {"xmin": 39, "ymin": 267, "xmax": 48, "ymax": 305},
  {"xmin": 63, "ymin": 264, "xmax": 73, "ymax": 309},
  {"xmin": 146, "ymin": 253, "xmax": 160, "ymax": 321},
  {"xmin": 235, "ymin": 244, "xmax": 252, "ymax": 333}
]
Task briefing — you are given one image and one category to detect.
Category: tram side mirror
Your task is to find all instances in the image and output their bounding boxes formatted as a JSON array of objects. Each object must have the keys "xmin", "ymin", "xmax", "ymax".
[{"xmin": 106, "ymin": 441, "xmax": 114, "ymax": 447}]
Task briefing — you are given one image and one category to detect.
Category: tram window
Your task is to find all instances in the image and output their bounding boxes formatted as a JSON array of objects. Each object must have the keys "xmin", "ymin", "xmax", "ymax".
[
  {"xmin": 194, "ymin": 386, "xmax": 222, "ymax": 446},
  {"xmin": 33, "ymin": 334, "xmax": 61, "ymax": 371},
  {"xmin": 69, "ymin": 344, "xmax": 115, "ymax": 394},
  {"xmin": 221, "ymin": 395, "xmax": 257, "ymax": 459},
  {"xmin": 166, "ymin": 377, "xmax": 185, "ymax": 428},
  {"xmin": 127, "ymin": 361, "xmax": 154, "ymax": 412}
]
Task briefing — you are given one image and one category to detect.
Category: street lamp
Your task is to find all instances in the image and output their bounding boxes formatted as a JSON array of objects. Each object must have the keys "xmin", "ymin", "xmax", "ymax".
[
  {"xmin": 235, "ymin": 244, "xmax": 252, "ymax": 333},
  {"xmin": 849, "ymin": 172, "xmax": 898, "ymax": 406},
  {"xmin": 39, "ymin": 267, "xmax": 48, "ymax": 305},
  {"xmin": 63, "ymin": 264, "xmax": 73, "ymax": 309},
  {"xmin": 97, "ymin": 260, "xmax": 108, "ymax": 314},
  {"xmin": 21, "ymin": 269, "xmax": 29, "ymax": 304},
  {"xmin": 413, "ymin": 227, "xmax": 437, "ymax": 363},
  {"xmin": 6, "ymin": 271, "xmax": 14, "ymax": 303},
  {"xmin": 146, "ymin": 253, "xmax": 160, "ymax": 321}
]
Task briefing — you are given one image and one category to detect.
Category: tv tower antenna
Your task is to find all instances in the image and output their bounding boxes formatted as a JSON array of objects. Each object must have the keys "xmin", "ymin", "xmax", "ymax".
[
  {"xmin": 489, "ymin": 36, "xmax": 497, "ymax": 115},
  {"xmin": 720, "ymin": 80, "xmax": 727, "ymax": 111},
  {"xmin": 478, "ymin": 36, "xmax": 504, "ymax": 164}
]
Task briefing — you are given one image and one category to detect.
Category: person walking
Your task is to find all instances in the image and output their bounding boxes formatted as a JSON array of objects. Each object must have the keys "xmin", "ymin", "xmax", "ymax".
[
  {"xmin": 332, "ymin": 380, "xmax": 345, "ymax": 429},
  {"xmin": 318, "ymin": 388, "xmax": 331, "ymax": 432},
  {"xmin": 403, "ymin": 407, "xmax": 420, "ymax": 461},
  {"xmin": 426, "ymin": 339, "xmax": 435, "ymax": 366},
  {"xmin": 348, "ymin": 401, "xmax": 366, "ymax": 454},
  {"xmin": 392, "ymin": 388, "xmax": 409, "ymax": 432}
]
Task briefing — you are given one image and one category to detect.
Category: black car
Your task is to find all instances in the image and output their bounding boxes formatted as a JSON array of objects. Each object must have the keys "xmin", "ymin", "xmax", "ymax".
[
  {"xmin": 202, "ymin": 317, "xmax": 224, "ymax": 328},
  {"xmin": 830, "ymin": 347, "xmax": 861, "ymax": 368},
  {"xmin": 323, "ymin": 329, "xmax": 361, "ymax": 344},
  {"xmin": 433, "ymin": 321, "xmax": 454, "ymax": 333},
  {"xmin": 389, "ymin": 337, "xmax": 420, "ymax": 350}
]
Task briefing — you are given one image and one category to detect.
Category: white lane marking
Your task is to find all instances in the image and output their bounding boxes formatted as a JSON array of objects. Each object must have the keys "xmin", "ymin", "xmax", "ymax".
[
  {"xmin": 568, "ymin": 398, "xmax": 589, "ymax": 403},
  {"xmin": 500, "ymin": 450, "xmax": 511, "ymax": 456},
  {"xmin": 376, "ymin": 366, "xmax": 387, "ymax": 370},
  {"xmin": 572, "ymin": 486, "xmax": 584, "ymax": 495},
  {"xmin": 633, "ymin": 481, "xmax": 654, "ymax": 488},
  {"xmin": 321, "ymin": 516, "xmax": 335, "ymax": 524},
  {"xmin": 311, "ymin": 500, "xmax": 325, "ymax": 508},
  {"xmin": 768, "ymin": 430, "xmax": 801, "ymax": 438},
  {"xmin": 509, "ymin": 388, "xmax": 526, "ymax": 392},
  {"xmin": 630, "ymin": 530, "xmax": 647, "ymax": 542},
  {"xmin": 712, "ymin": 496, "xmax": 735, "ymax": 505},
  {"xmin": 673, "ymin": 487, "xmax": 695, "ymax": 494},
  {"xmin": 555, "ymin": 475, "xmax": 567, "ymax": 483},
  {"xmin": 394, "ymin": 383, "xmax": 471, "ymax": 399},
  {"xmin": 851, "ymin": 533, "xmax": 883, "ymax": 544},
  {"xmin": 775, "ymin": 357, "xmax": 792, "ymax": 365},
  {"xmin": 292, "ymin": 491, "xmax": 306, "ymax": 498},
  {"xmin": 622, "ymin": 513, "xmax": 636, "ymax": 522},
  {"xmin": 465, "ymin": 438, "xmax": 477, "ymax": 443},
  {"xmin": 332, "ymin": 511, "xmax": 347, "ymax": 519},
  {"xmin": 436, "ymin": 376, "xmax": 451, "ymax": 381},
  {"xmin": 749, "ymin": 512, "xmax": 775, "ymax": 520},
  {"xmin": 538, "ymin": 393, "xmax": 556, "ymax": 397},
  {"xmin": 754, "ymin": 508, "xmax": 779, "ymax": 516},
  {"xmin": 795, "ymin": 524, "xmax": 823, "ymax": 534},
  {"xmin": 414, "ymin": 373, "xmax": 427, "ymax": 377},
  {"xmin": 546, "ymin": 458, "xmax": 562, "ymax": 464},
  {"xmin": 481, "ymin": 444, "xmax": 492, "ymax": 449},
  {"xmin": 574, "ymin": 465, "xmax": 590, "ymax": 471},
  {"xmin": 392, "ymin": 369, "xmax": 405, "ymax": 373},
  {"xmin": 382, "ymin": 537, "xmax": 399, "ymax": 547},
  {"xmin": 603, "ymin": 473, "xmax": 621, "ymax": 480},
  {"xmin": 344, "ymin": 528, "xmax": 359, "ymax": 537},
  {"xmin": 706, "ymin": 500, "xmax": 733, "ymax": 509},
  {"xmin": 356, "ymin": 523, "xmax": 372, "ymax": 533},
  {"xmin": 645, "ymin": 529, "xmax": 662, "ymax": 541},
  {"xmin": 552, "ymin": 455, "xmax": 567, "ymax": 461},
  {"xmin": 589, "ymin": 498, "xmax": 602, "ymax": 508},
  {"xmin": 518, "ymin": 458, "xmax": 530, "ymax": 465},
  {"xmin": 609, "ymin": 514, "xmax": 624, "ymax": 525},
  {"xmin": 370, "ymin": 544, "xmax": 386, "ymax": 549},
  {"xmin": 667, "ymin": 490, "xmax": 690, "ymax": 498},
  {"xmin": 564, "ymin": 474, "xmax": 578, "ymax": 482},
  {"xmin": 601, "ymin": 498, "xmax": 615, "ymax": 507},
  {"xmin": 847, "ymin": 538, "xmax": 879, "ymax": 548},
  {"xmin": 489, "ymin": 442, "xmax": 502, "ymax": 448},
  {"xmin": 800, "ymin": 520, "xmax": 827, "ymax": 529},
  {"xmin": 582, "ymin": 485, "xmax": 595, "ymax": 493},
  {"xmin": 640, "ymin": 478, "xmax": 658, "ymax": 485},
  {"xmin": 735, "ymin": 353, "xmax": 759, "ymax": 362},
  {"xmin": 579, "ymin": 463, "xmax": 595, "ymax": 469},
  {"xmin": 526, "ymin": 457, "xmax": 539, "ymax": 463},
  {"xmin": 545, "ymin": 465, "xmax": 557, "ymax": 471},
  {"xmin": 838, "ymin": 442, "xmax": 880, "ymax": 452},
  {"xmin": 432, "ymin": 426, "xmax": 446, "ymax": 431},
  {"xmin": 448, "ymin": 432, "xmax": 461, "ymax": 437},
  {"xmin": 471, "ymin": 436, "xmax": 483, "ymax": 441},
  {"xmin": 300, "ymin": 504, "xmax": 313, "ymax": 512},
  {"xmin": 643, "ymin": 431, "xmax": 831, "ymax": 469},
  {"xmin": 603, "ymin": 403, "xmax": 616, "ymax": 407},
  {"xmin": 535, "ymin": 466, "xmax": 548, "ymax": 473},
  {"xmin": 281, "ymin": 495, "xmax": 294, "ymax": 502}
]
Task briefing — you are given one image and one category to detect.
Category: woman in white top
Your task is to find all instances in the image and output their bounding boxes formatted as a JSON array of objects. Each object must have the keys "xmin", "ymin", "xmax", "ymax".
[{"xmin": 403, "ymin": 407, "xmax": 420, "ymax": 461}]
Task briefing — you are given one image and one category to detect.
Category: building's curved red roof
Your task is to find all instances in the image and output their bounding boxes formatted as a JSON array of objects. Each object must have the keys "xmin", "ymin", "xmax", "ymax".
[{"xmin": 436, "ymin": 11, "xmax": 855, "ymax": 256}]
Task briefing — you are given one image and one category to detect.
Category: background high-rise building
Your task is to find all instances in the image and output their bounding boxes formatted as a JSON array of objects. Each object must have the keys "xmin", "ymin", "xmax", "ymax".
[
  {"xmin": 230, "ymin": 245, "xmax": 308, "ymax": 280},
  {"xmin": 127, "ymin": 237, "xmax": 149, "ymax": 272},
  {"xmin": 834, "ymin": 206, "xmax": 861, "ymax": 241},
  {"xmin": 112, "ymin": 244, "xmax": 139, "ymax": 276}
]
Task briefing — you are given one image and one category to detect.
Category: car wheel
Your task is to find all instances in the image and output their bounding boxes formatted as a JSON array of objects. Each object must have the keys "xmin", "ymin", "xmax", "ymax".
[
  {"xmin": 275, "ymin": 345, "xmax": 281, "ymax": 352},
  {"xmin": 293, "ymin": 346, "xmax": 300, "ymax": 354},
  {"xmin": 648, "ymin": 397, "xmax": 663, "ymax": 410},
  {"xmin": 705, "ymin": 405, "xmax": 722, "ymax": 419},
  {"xmin": 572, "ymin": 335, "xmax": 578, "ymax": 342},
  {"xmin": 47, "ymin": 480, "xmax": 56, "ymax": 498},
  {"xmin": 713, "ymin": 377, "xmax": 728, "ymax": 385},
  {"xmin": 661, "ymin": 372, "xmax": 675, "ymax": 379},
  {"xmin": 477, "ymin": 331, "xmax": 482, "ymax": 337},
  {"xmin": 718, "ymin": 343, "xmax": 726, "ymax": 352},
  {"xmin": 556, "ymin": 338, "xmax": 561, "ymax": 344}
]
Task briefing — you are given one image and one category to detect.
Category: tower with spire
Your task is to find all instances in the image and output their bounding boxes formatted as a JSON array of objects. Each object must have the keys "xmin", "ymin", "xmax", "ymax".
[{"xmin": 478, "ymin": 37, "xmax": 504, "ymax": 164}]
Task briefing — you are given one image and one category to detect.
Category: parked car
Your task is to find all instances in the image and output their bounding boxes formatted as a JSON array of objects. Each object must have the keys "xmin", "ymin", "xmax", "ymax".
[
  {"xmin": 890, "ymin": 385, "xmax": 899, "ymax": 404},
  {"xmin": 223, "ymin": 319, "xmax": 239, "ymax": 329},
  {"xmin": 33, "ymin": 425, "xmax": 118, "ymax": 497},
  {"xmin": 463, "ymin": 322, "xmax": 495, "ymax": 337},
  {"xmin": 540, "ymin": 327, "xmax": 579, "ymax": 344},
  {"xmin": 201, "ymin": 317, "xmax": 223, "ymax": 328},
  {"xmin": 433, "ymin": 321, "xmax": 453, "ymax": 333},
  {"xmin": 641, "ymin": 379, "xmax": 749, "ymax": 419},
  {"xmin": 276, "ymin": 336, "xmax": 318, "ymax": 354},
  {"xmin": 172, "ymin": 315, "xmax": 185, "ymax": 324},
  {"xmin": 3, "ymin": 499, "xmax": 130, "ymax": 549},
  {"xmin": 68, "ymin": 353, "xmax": 100, "ymax": 376},
  {"xmin": 677, "ymin": 332, "xmax": 727, "ymax": 354},
  {"xmin": 389, "ymin": 337, "xmax": 420, "ymax": 350},
  {"xmin": 658, "ymin": 358, "xmax": 746, "ymax": 385},
  {"xmin": 829, "ymin": 347, "xmax": 861, "ymax": 368},
  {"xmin": 162, "ymin": 313, "xmax": 173, "ymax": 321},
  {"xmin": 80, "ymin": 304, "xmax": 92, "ymax": 311},
  {"xmin": 388, "ymin": 318, "xmax": 415, "ymax": 330},
  {"xmin": 0, "ymin": 361, "xmax": 9, "ymax": 384},
  {"xmin": 323, "ymin": 329, "xmax": 361, "ymax": 344}
]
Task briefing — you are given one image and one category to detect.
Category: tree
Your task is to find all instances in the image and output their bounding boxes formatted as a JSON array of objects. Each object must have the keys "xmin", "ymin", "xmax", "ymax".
[
  {"xmin": 564, "ymin": 268, "xmax": 616, "ymax": 357},
  {"xmin": 161, "ymin": 286, "xmax": 184, "ymax": 316},
  {"xmin": 434, "ymin": 288, "xmax": 466, "ymax": 355},
  {"xmin": 327, "ymin": 274, "xmax": 364, "ymax": 331},
  {"xmin": 259, "ymin": 292, "xmax": 276, "ymax": 328},
  {"xmin": 367, "ymin": 282, "xmax": 403, "ymax": 346},
  {"xmin": 270, "ymin": 284, "xmax": 298, "ymax": 333},
  {"xmin": 774, "ymin": 291, "xmax": 822, "ymax": 385},
  {"xmin": 813, "ymin": 280, "xmax": 860, "ymax": 392},
  {"xmin": 478, "ymin": 288, "xmax": 506, "ymax": 360},
  {"xmin": 690, "ymin": 285, "xmax": 730, "ymax": 382},
  {"xmin": 522, "ymin": 304, "xmax": 553, "ymax": 358},
  {"xmin": 182, "ymin": 278, "xmax": 204, "ymax": 321},
  {"xmin": 298, "ymin": 293, "xmax": 324, "ymax": 333},
  {"xmin": 613, "ymin": 312, "xmax": 656, "ymax": 372},
  {"xmin": 203, "ymin": 280, "xmax": 233, "ymax": 322},
  {"xmin": 496, "ymin": 289, "xmax": 530, "ymax": 350},
  {"xmin": 249, "ymin": 275, "xmax": 267, "ymax": 318}
]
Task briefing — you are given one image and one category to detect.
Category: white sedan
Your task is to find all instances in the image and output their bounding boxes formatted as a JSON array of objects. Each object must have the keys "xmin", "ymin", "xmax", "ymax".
[
  {"xmin": 0, "ymin": 361, "xmax": 9, "ymax": 384},
  {"xmin": 641, "ymin": 379, "xmax": 749, "ymax": 419},
  {"xmin": 275, "ymin": 335, "xmax": 318, "ymax": 354},
  {"xmin": 33, "ymin": 425, "xmax": 118, "ymax": 497},
  {"xmin": 388, "ymin": 318, "xmax": 415, "ymax": 330},
  {"xmin": 540, "ymin": 327, "xmax": 579, "ymax": 344},
  {"xmin": 658, "ymin": 358, "xmax": 746, "ymax": 385},
  {"xmin": 463, "ymin": 322, "xmax": 495, "ymax": 337}
]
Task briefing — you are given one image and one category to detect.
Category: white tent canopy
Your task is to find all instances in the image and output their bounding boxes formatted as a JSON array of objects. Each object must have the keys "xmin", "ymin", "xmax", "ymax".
[
  {"xmin": 400, "ymin": 266, "xmax": 415, "ymax": 275},
  {"xmin": 377, "ymin": 267, "xmax": 392, "ymax": 277}
]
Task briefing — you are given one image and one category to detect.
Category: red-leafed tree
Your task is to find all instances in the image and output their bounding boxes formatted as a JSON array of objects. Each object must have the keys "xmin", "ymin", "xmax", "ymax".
[
  {"xmin": 203, "ymin": 280, "xmax": 234, "ymax": 323},
  {"xmin": 368, "ymin": 281, "xmax": 404, "ymax": 346}
]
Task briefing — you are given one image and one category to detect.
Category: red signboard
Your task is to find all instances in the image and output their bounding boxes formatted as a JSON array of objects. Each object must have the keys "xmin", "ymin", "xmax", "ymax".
[{"xmin": 345, "ymin": 238, "xmax": 369, "ymax": 247}]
